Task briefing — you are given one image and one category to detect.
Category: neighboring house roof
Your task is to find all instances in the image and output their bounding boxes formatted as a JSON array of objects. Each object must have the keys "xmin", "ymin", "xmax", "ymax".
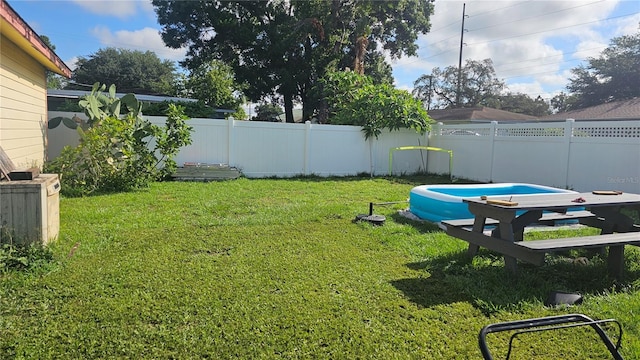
[
  {"xmin": 428, "ymin": 106, "xmax": 538, "ymax": 123},
  {"xmin": 538, "ymin": 97, "xmax": 640, "ymax": 121},
  {"xmin": 48, "ymin": 89, "xmax": 199, "ymax": 104},
  {"xmin": 1, "ymin": 0, "xmax": 71, "ymax": 77}
]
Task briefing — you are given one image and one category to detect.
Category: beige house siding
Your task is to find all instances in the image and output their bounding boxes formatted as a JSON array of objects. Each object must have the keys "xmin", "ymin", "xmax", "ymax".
[{"xmin": 0, "ymin": 34, "xmax": 48, "ymax": 168}]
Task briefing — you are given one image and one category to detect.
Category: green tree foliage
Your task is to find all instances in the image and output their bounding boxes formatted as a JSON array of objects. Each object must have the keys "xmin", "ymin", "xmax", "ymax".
[
  {"xmin": 412, "ymin": 74, "xmax": 434, "ymax": 110},
  {"xmin": 487, "ymin": 93, "xmax": 550, "ymax": 117},
  {"xmin": 183, "ymin": 60, "xmax": 246, "ymax": 119},
  {"xmin": 67, "ymin": 48, "xmax": 178, "ymax": 95},
  {"xmin": 152, "ymin": 0, "xmax": 433, "ymax": 123},
  {"xmin": 565, "ymin": 31, "xmax": 640, "ymax": 109},
  {"xmin": 414, "ymin": 59, "xmax": 505, "ymax": 109},
  {"xmin": 39, "ymin": 35, "xmax": 66, "ymax": 89},
  {"xmin": 47, "ymin": 84, "xmax": 192, "ymax": 196},
  {"xmin": 252, "ymin": 103, "xmax": 284, "ymax": 122},
  {"xmin": 323, "ymin": 71, "xmax": 431, "ymax": 139},
  {"xmin": 550, "ymin": 92, "xmax": 579, "ymax": 114}
]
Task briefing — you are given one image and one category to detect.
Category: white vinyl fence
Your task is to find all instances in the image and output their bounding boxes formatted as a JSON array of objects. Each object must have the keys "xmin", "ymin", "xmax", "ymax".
[
  {"xmin": 428, "ymin": 120, "xmax": 640, "ymax": 193},
  {"xmin": 47, "ymin": 112, "xmax": 430, "ymax": 177},
  {"xmin": 47, "ymin": 112, "xmax": 640, "ymax": 193}
]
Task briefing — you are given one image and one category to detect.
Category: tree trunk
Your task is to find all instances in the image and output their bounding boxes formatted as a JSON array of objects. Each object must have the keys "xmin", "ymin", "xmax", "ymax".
[
  {"xmin": 284, "ymin": 92, "xmax": 294, "ymax": 123},
  {"xmin": 353, "ymin": 36, "xmax": 368, "ymax": 75},
  {"xmin": 301, "ymin": 92, "xmax": 313, "ymax": 123}
]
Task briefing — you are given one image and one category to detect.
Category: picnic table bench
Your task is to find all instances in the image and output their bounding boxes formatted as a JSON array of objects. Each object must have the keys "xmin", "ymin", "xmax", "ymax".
[{"xmin": 440, "ymin": 191, "xmax": 640, "ymax": 278}]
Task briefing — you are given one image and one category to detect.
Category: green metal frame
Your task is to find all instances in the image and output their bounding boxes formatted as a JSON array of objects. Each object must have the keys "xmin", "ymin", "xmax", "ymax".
[{"xmin": 388, "ymin": 146, "xmax": 453, "ymax": 178}]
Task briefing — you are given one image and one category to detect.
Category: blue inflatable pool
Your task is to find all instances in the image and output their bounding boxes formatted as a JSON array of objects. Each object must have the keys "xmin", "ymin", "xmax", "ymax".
[{"xmin": 409, "ymin": 183, "xmax": 577, "ymax": 223}]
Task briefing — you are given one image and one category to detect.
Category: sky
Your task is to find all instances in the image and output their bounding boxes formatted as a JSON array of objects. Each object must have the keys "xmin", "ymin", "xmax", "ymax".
[{"xmin": 8, "ymin": 0, "xmax": 640, "ymax": 103}]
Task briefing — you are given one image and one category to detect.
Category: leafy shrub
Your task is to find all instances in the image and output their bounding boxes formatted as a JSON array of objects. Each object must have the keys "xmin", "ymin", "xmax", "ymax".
[
  {"xmin": 0, "ymin": 242, "xmax": 53, "ymax": 272},
  {"xmin": 251, "ymin": 103, "xmax": 283, "ymax": 122},
  {"xmin": 46, "ymin": 84, "xmax": 193, "ymax": 196},
  {"xmin": 155, "ymin": 103, "xmax": 193, "ymax": 179},
  {"xmin": 321, "ymin": 70, "xmax": 432, "ymax": 139}
]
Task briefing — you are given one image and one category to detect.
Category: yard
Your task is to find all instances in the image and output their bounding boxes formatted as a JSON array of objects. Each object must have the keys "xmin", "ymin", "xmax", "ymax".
[{"xmin": 1, "ymin": 176, "xmax": 639, "ymax": 359}]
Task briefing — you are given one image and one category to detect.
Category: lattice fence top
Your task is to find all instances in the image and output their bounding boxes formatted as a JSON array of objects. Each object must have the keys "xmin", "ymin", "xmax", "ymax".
[
  {"xmin": 572, "ymin": 125, "xmax": 640, "ymax": 138},
  {"xmin": 440, "ymin": 128, "xmax": 489, "ymax": 136},
  {"xmin": 437, "ymin": 122, "xmax": 640, "ymax": 138},
  {"xmin": 497, "ymin": 127, "xmax": 565, "ymax": 137}
]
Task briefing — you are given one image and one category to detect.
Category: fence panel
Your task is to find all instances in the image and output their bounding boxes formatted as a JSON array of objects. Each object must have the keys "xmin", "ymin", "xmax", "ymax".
[
  {"xmin": 230, "ymin": 120, "xmax": 307, "ymax": 177},
  {"xmin": 427, "ymin": 123, "xmax": 494, "ymax": 180},
  {"xmin": 372, "ymin": 129, "xmax": 430, "ymax": 176},
  {"xmin": 567, "ymin": 121, "xmax": 640, "ymax": 193},
  {"xmin": 148, "ymin": 117, "xmax": 229, "ymax": 165},
  {"xmin": 490, "ymin": 122, "xmax": 570, "ymax": 188},
  {"xmin": 430, "ymin": 120, "xmax": 640, "ymax": 193},
  {"xmin": 305, "ymin": 123, "xmax": 370, "ymax": 176},
  {"xmin": 46, "ymin": 112, "xmax": 639, "ymax": 192},
  {"xmin": 47, "ymin": 111, "xmax": 84, "ymax": 159}
]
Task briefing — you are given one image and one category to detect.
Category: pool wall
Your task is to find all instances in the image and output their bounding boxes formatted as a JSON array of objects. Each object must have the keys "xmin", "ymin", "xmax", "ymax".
[{"xmin": 409, "ymin": 183, "xmax": 577, "ymax": 223}]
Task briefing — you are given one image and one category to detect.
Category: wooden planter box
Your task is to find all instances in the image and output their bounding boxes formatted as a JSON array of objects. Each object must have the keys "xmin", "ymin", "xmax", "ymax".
[{"xmin": 0, "ymin": 174, "xmax": 60, "ymax": 245}]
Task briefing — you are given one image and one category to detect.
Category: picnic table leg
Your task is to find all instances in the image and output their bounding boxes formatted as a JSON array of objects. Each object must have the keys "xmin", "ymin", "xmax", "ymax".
[
  {"xmin": 504, "ymin": 257, "xmax": 518, "ymax": 273},
  {"xmin": 497, "ymin": 222, "xmax": 519, "ymax": 273},
  {"xmin": 591, "ymin": 207, "xmax": 635, "ymax": 233},
  {"xmin": 589, "ymin": 207, "xmax": 635, "ymax": 256},
  {"xmin": 467, "ymin": 216, "xmax": 487, "ymax": 257},
  {"xmin": 467, "ymin": 244, "xmax": 480, "ymax": 257},
  {"xmin": 502, "ymin": 210, "xmax": 544, "ymax": 272},
  {"xmin": 607, "ymin": 245, "xmax": 625, "ymax": 280}
]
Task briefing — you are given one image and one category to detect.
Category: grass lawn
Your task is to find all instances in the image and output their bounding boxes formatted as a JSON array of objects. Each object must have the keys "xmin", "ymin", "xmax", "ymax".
[{"xmin": 2, "ymin": 176, "xmax": 639, "ymax": 359}]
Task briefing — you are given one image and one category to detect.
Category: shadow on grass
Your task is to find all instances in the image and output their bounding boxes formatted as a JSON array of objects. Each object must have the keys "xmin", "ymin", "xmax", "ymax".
[
  {"xmin": 392, "ymin": 248, "xmax": 640, "ymax": 315},
  {"xmin": 254, "ymin": 173, "xmax": 473, "ymax": 186},
  {"xmin": 389, "ymin": 212, "xmax": 443, "ymax": 233}
]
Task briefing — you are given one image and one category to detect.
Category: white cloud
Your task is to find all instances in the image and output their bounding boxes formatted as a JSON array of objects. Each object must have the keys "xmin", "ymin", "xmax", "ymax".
[
  {"xmin": 573, "ymin": 40, "xmax": 609, "ymax": 60},
  {"xmin": 65, "ymin": 56, "xmax": 79, "ymax": 71},
  {"xmin": 391, "ymin": 0, "xmax": 632, "ymax": 98},
  {"xmin": 505, "ymin": 81, "xmax": 545, "ymax": 96},
  {"xmin": 139, "ymin": 0, "xmax": 157, "ymax": 18},
  {"xmin": 90, "ymin": 26, "xmax": 187, "ymax": 62},
  {"xmin": 615, "ymin": 14, "xmax": 640, "ymax": 36}
]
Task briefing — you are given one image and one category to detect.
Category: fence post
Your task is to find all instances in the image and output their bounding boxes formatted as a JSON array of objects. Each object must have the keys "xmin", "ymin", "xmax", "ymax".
[
  {"xmin": 227, "ymin": 117, "xmax": 235, "ymax": 166},
  {"xmin": 304, "ymin": 121, "xmax": 311, "ymax": 175},
  {"xmin": 433, "ymin": 122, "xmax": 443, "ymax": 136},
  {"xmin": 426, "ymin": 122, "xmax": 443, "ymax": 174},
  {"xmin": 564, "ymin": 118, "xmax": 575, "ymax": 189},
  {"xmin": 488, "ymin": 121, "xmax": 498, "ymax": 183}
]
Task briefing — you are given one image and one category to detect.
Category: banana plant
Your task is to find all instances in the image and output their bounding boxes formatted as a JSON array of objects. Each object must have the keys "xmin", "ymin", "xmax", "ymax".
[{"xmin": 48, "ymin": 82, "xmax": 143, "ymax": 129}]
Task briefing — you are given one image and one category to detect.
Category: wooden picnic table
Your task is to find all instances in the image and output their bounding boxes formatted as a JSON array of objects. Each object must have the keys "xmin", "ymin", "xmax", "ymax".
[{"xmin": 441, "ymin": 191, "xmax": 640, "ymax": 278}]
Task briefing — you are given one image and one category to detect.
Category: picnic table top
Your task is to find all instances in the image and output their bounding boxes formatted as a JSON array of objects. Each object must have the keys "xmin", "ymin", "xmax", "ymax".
[{"xmin": 463, "ymin": 191, "xmax": 640, "ymax": 212}]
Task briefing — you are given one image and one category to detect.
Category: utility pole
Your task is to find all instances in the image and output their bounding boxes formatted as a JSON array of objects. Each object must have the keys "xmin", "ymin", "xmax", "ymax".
[
  {"xmin": 427, "ymin": 75, "xmax": 433, "ymax": 111},
  {"xmin": 456, "ymin": 3, "xmax": 467, "ymax": 108}
]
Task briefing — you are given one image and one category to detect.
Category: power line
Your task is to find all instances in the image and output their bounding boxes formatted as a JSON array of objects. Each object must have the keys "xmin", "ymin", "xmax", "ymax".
[
  {"xmin": 497, "ymin": 45, "xmax": 608, "ymax": 69},
  {"xmin": 467, "ymin": 12, "xmax": 639, "ymax": 46},
  {"xmin": 408, "ymin": 4, "xmax": 633, "ymax": 67},
  {"xmin": 495, "ymin": 47, "xmax": 608, "ymax": 77},
  {"xmin": 466, "ymin": 1, "xmax": 529, "ymax": 18},
  {"xmin": 468, "ymin": 1, "xmax": 606, "ymax": 32}
]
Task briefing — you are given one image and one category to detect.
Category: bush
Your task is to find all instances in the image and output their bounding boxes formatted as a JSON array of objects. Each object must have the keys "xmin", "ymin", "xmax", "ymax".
[
  {"xmin": 321, "ymin": 70, "xmax": 432, "ymax": 139},
  {"xmin": 0, "ymin": 242, "xmax": 53, "ymax": 272},
  {"xmin": 46, "ymin": 84, "xmax": 193, "ymax": 196}
]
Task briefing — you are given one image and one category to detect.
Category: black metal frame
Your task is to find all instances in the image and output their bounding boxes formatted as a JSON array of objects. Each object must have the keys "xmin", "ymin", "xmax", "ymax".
[{"xmin": 479, "ymin": 313, "xmax": 624, "ymax": 360}]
